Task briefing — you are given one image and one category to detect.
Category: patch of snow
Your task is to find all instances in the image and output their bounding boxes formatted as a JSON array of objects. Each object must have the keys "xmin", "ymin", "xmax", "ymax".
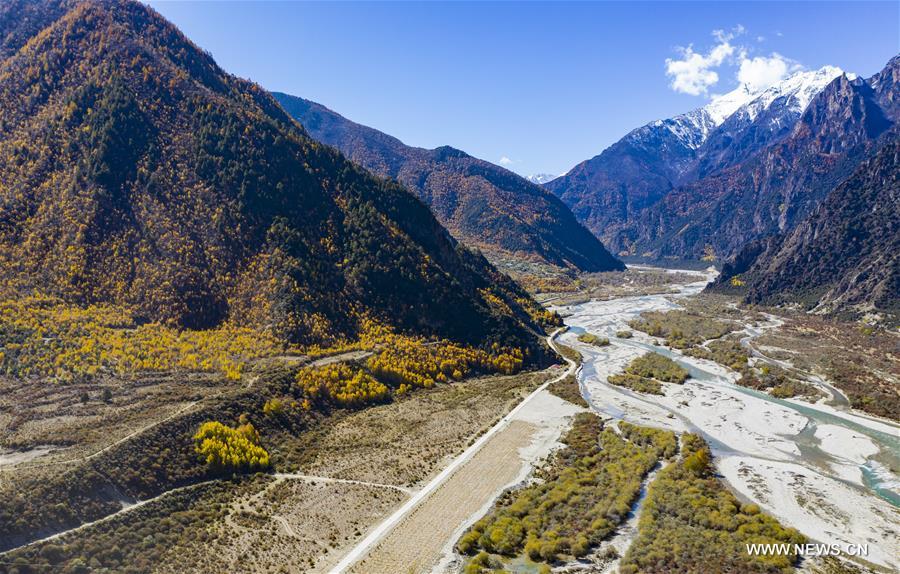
[
  {"xmin": 738, "ymin": 65, "xmax": 845, "ymax": 122},
  {"xmin": 525, "ymin": 173, "xmax": 559, "ymax": 185},
  {"xmin": 649, "ymin": 65, "xmax": 847, "ymax": 150},
  {"xmin": 704, "ymin": 83, "xmax": 759, "ymax": 125}
]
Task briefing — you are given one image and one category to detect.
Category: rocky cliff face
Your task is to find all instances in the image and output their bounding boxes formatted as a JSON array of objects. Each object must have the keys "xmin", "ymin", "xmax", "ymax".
[
  {"xmin": 623, "ymin": 62, "xmax": 896, "ymax": 260},
  {"xmin": 712, "ymin": 138, "xmax": 899, "ymax": 324}
]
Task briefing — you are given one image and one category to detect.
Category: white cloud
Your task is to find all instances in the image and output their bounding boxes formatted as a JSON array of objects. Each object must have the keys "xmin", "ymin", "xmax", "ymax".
[
  {"xmin": 499, "ymin": 156, "xmax": 514, "ymax": 166},
  {"xmin": 665, "ymin": 28, "xmax": 741, "ymax": 95},
  {"xmin": 737, "ymin": 52, "xmax": 801, "ymax": 91},
  {"xmin": 666, "ymin": 27, "xmax": 803, "ymax": 97},
  {"xmin": 665, "ymin": 44, "xmax": 732, "ymax": 96}
]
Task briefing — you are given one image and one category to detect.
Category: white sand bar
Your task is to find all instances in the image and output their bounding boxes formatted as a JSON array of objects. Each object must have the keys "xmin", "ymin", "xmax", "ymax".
[{"xmin": 552, "ymin": 267, "xmax": 900, "ymax": 571}]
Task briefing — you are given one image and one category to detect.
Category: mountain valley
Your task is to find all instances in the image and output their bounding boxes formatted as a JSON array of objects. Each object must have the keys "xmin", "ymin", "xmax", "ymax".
[{"xmin": 0, "ymin": 2, "xmax": 896, "ymax": 574}]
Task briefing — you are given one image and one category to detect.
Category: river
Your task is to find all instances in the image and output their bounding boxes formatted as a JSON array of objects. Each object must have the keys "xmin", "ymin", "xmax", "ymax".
[{"xmin": 552, "ymin": 269, "xmax": 900, "ymax": 571}]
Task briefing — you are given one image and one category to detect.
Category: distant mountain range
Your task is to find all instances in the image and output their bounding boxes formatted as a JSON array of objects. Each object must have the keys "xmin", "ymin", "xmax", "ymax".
[
  {"xmin": 628, "ymin": 62, "xmax": 896, "ymax": 260},
  {"xmin": 548, "ymin": 58, "xmax": 898, "ymax": 319},
  {"xmin": 525, "ymin": 173, "xmax": 559, "ymax": 185},
  {"xmin": 0, "ymin": 0, "xmax": 548, "ymax": 348},
  {"xmin": 546, "ymin": 65, "xmax": 858, "ymax": 258},
  {"xmin": 272, "ymin": 93, "xmax": 623, "ymax": 273}
]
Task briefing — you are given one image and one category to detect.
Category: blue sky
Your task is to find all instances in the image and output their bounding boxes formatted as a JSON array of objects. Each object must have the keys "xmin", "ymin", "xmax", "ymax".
[{"xmin": 149, "ymin": 1, "xmax": 899, "ymax": 177}]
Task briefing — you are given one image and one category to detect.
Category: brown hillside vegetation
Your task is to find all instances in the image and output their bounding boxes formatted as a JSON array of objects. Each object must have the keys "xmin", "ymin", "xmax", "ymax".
[
  {"xmin": 0, "ymin": 0, "xmax": 547, "ymax": 350},
  {"xmin": 273, "ymin": 93, "xmax": 625, "ymax": 273},
  {"xmin": 713, "ymin": 138, "xmax": 900, "ymax": 325}
]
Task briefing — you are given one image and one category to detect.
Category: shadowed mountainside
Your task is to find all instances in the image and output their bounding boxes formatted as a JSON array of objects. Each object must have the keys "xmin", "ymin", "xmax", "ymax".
[
  {"xmin": 626, "ymin": 60, "xmax": 897, "ymax": 260},
  {"xmin": 547, "ymin": 61, "xmax": 898, "ymax": 262},
  {"xmin": 711, "ymin": 138, "xmax": 899, "ymax": 323}
]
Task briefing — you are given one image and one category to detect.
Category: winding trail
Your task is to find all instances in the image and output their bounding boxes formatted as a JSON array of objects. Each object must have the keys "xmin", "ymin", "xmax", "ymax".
[
  {"xmin": 0, "ymin": 479, "xmax": 220, "ymax": 555},
  {"xmin": 0, "ymin": 472, "xmax": 410, "ymax": 557},
  {"xmin": 0, "ymin": 349, "xmax": 386, "ymax": 556},
  {"xmin": 0, "ymin": 350, "xmax": 373, "ymax": 474},
  {"xmin": 0, "ymin": 399, "xmax": 201, "ymax": 472},
  {"xmin": 330, "ymin": 327, "xmax": 577, "ymax": 574}
]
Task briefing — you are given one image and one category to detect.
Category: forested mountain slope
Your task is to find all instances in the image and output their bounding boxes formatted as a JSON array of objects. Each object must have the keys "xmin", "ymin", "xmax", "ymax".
[
  {"xmin": 712, "ymin": 139, "xmax": 899, "ymax": 323},
  {"xmin": 273, "ymin": 93, "xmax": 624, "ymax": 272},
  {"xmin": 0, "ymin": 0, "xmax": 546, "ymax": 348}
]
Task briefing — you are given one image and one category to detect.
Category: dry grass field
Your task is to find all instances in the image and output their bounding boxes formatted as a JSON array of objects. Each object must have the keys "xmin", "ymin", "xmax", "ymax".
[
  {"xmin": 0, "ymin": 372, "xmax": 231, "ymax": 459},
  {"xmin": 0, "ymin": 365, "xmax": 556, "ymax": 571},
  {"xmin": 155, "ymin": 477, "xmax": 409, "ymax": 574},
  {"xmin": 349, "ymin": 419, "xmax": 540, "ymax": 574},
  {"xmin": 289, "ymin": 369, "xmax": 553, "ymax": 487}
]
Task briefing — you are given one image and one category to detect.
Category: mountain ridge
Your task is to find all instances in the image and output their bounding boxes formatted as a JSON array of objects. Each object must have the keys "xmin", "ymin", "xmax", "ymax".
[
  {"xmin": 711, "ymin": 137, "xmax": 899, "ymax": 324},
  {"xmin": 623, "ymin": 60, "xmax": 896, "ymax": 260},
  {"xmin": 272, "ymin": 92, "xmax": 624, "ymax": 273},
  {"xmin": 546, "ymin": 65, "xmax": 851, "ymax": 254}
]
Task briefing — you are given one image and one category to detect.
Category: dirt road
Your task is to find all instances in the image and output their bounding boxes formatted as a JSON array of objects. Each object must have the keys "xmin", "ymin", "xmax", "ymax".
[{"xmin": 331, "ymin": 328, "xmax": 578, "ymax": 573}]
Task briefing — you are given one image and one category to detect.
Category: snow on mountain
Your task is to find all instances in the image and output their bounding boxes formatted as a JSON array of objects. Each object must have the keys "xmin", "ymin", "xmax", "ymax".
[
  {"xmin": 525, "ymin": 173, "xmax": 559, "ymax": 185},
  {"xmin": 704, "ymin": 83, "xmax": 760, "ymax": 125},
  {"xmin": 730, "ymin": 66, "xmax": 846, "ymax": 123},
  {"xmin": 656, "ymin": 65, "xmax": 847, "ymax": 150}
]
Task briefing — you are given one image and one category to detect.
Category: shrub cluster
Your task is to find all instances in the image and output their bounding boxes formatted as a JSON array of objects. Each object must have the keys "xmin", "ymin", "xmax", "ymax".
[
  {"xmin": 288, "ymin": 333, "xmax": 527, "ymax": 412},
  {"xmin": 608, "ymin": 352, "xmax": 689, "ymax": 394},
  {"xmin": 578, "ymin": 332, "xmax": 610, "ymax": 347},
  {"xmin": 685, "ymin": 339, "xmax": 749, "ymax": 371},
  {"xmin": 737, "ymin": 365, "xmax": 819, "ymax": 399},
  {"xmin": 367, "ymin": 335, "xmax": 524, "ymax": 391},
  {"xmin": 457, "ymin": 414, "xmax": 676, "ymax": 567},
  {"xmin": 619, "ymin": 434, "xmax": 806, "ymax": 574},
  {"xmin": 629, "ymin": 310, "xmax": 736, "ymax": 349},
  {"xmin": 296, "ymin": 363, "xmax": 390, "ymax": 409}
]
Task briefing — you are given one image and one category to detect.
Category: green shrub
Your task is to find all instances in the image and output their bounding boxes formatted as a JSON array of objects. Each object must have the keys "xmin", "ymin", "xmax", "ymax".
[
  {"xmin": 629, "ymin": 310, "xmax": 737, "ymax": 348},
  {"xmin": 685, "ymin": 339, "xmax": 749, "ymax": 369},
  {"xmin": 624, "ymin": 352, "xmax": 689, "ymax": 384},
  {"xmin": 578, "ymin": 333, "xmax": 610, "ymax": 347},
  {"xmin": 607, "ymin": 373, "xmax": 663, "ymax": 394},
  {"xmin": 620, "ymin": 434, "xmax": 806, "ymax": 574},
  {"xmin": 457, "ymin": 414, "xmax": 676, "ymax": 568},
  {"xmin": 607, "ymin": 352, "xmax": 688, "ymax": 394}
]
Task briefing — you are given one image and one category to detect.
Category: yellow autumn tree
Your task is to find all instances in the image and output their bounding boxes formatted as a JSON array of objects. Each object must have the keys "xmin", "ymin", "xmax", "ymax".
[{"xmin": 193, "ymin": 421, "xmax": 270, "ymax": 472}]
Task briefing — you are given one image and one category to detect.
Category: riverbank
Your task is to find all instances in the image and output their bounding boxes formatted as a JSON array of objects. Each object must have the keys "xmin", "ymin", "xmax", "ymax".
[
  {"xmin": 332, "ymin": 329, "xmax": 584, "ymax": 573},
  {"xmin": 553, "ymin": 268, "xmax": 899, "ymax": 572}
]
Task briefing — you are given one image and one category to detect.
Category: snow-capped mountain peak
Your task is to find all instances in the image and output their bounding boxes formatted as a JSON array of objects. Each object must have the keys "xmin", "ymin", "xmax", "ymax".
[
  {"xmin": 704, "ymin": 83, "xmax": 759, "ymax": 125},
  {"xmin": 652, "ymin": 84, "xmax": 762, "ymax": 151},
  {"xmin": 736, "ymin": 65, "xmax": 846, "ymax": 122},
  {"xmin": 659, "ymin": 65, "xmax": 847, "ymax": 150},
  {"xmin": 525, "ymin": 173, "xmax": 560, "ymax": 185}
]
